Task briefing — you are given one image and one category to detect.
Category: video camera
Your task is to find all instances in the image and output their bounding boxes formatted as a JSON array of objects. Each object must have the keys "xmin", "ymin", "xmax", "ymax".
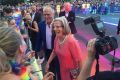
[{"xmin": 84, "ymin": 15, "xmax": 118, "ymax": 55}]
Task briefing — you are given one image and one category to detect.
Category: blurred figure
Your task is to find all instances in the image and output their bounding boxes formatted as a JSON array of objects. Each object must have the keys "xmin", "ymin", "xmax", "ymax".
[
  {"xmin": 59, "ymin": 2, "xmax": 77, "ymax": 34},
  {"xmin": 8, "ymin": 19, "xmax": 18, "ymax": 30},
  {"xmin": 7, "ymin": 19, "xmax": 27, "ymax": 54},
  {"xmin": 0, "ymin": 27, "xmax": 22, "ymax": 80},
  {"xmin": 44, "ymin": 38, "xmax": 96, "ymax": 80},
  {"xmin": 0, "ymin": 27, "xmax": 38, "ymax": 80},
  {"xmin": 56, "ymin": 4, "xmax": 61, "ymax": 16},
  {"xmin": 117, "ymin": 18, "xmax": 120, "ymax": 35},
  {"xmin": 46, "ymin": 16, "xmax": 82, "ymax": 80},
  {"xmin": 35, "ymin": 5, "xmax": 61, "ymax": 80},
  {"xmin": 30, "ymin": 5, "xmax": 42, "ymax": 57},
  {"xmin": 24, "ymin": 14, "xmax": 39, "ymax": 51},
  {"xmin": 3, "ymin": 7, "xmax": 13, "ymax": 17},
  {"xmin": 3, "ymin": 7, "xmax": 14, "ymax": 20},
  {"xmin": 31, "ymin": 5, "xmax": 41, "ymax": 24}
]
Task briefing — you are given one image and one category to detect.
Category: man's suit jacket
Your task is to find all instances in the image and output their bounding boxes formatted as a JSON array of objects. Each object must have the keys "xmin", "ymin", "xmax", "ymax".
[
  {"xmin": 59, "ymin": 11, "xmax": 77, "ymax": 34},
  {"xmin": 35, "ymin": 21, "xmax": 55, "ymax": 52},
  {"xmin": 35, "ymin": 21, "xmax": 61, "ymax": 80}
]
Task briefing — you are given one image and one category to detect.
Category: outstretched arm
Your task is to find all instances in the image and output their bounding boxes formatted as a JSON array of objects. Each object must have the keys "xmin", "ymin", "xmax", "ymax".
[
  {"xmin": 45, "ymin": 50, "xmax": 56, "ymax": 72},
  {"xmin": 77, "ymin": 39, "xmax": 96, "ymax": 80}
]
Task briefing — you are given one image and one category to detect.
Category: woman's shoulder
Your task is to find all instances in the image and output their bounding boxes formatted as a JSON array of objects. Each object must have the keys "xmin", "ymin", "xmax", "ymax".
[
  {"xmin": 67, "ymin": 34, "xmax": 77, "ymax": 43},
  {"xmin": 0, "ymin": 73, "xmax": 20, "ymax": 80}
]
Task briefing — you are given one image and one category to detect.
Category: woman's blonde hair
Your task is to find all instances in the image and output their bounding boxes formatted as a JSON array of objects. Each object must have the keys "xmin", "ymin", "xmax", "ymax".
[
  {"xmin": 0, "ymin": 48, "xmax": 11, "ymax": 74},
  {"xmin": 0, "ymin": 20, "xmax": 8, "ymax": 28},
  {"xmin": 0, "ymin": 27, "xmax": 21, "ymax": 75},
  {"xmin": 24, "ymin": 13, "xmax": 31, "ymax": 20},
  {"xmin": 52, "ymin": 16, "xmax": 71, "ymax": 35}
]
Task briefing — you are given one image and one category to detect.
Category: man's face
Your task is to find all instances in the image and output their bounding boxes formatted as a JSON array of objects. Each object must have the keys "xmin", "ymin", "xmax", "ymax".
[
  {"xmin": 31, "ymin": 6, "xmax": 36, "ymax": 12},
  {"xmin": 64, "ymin": 3, "xmax": 71, "ymax": 12},
  {"xmin": 43, "ymin": 9, "xmax": 54, "ymax": 24}
]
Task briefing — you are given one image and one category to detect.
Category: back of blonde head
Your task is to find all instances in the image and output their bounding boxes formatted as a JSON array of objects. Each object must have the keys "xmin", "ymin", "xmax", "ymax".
[
  {"xmin": 0, "ymin": 20, "xmax": 8, "ymax": 28},
  {"xmin": 0, "ymin": 27, "xmax": 21, "ymax": 75},
  {"xmin": 24, "ymin": 13, "xmax": 31, "ymax": 20},
  {"xmin": 0, "ymin": 27, "xmax": 21, "ymax": 59},
  {"xmin": 0, "ymin": 48, "xmax": 11, "ymax": 75}
]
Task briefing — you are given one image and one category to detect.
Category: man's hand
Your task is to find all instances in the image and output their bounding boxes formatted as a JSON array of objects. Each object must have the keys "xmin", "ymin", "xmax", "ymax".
[{"xmin": 87, "ymin": 38, "xmax": 96, "ymax": 60}]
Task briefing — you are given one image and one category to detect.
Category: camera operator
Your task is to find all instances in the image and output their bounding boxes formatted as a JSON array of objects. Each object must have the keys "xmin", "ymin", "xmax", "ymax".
[
  {"xmin": 43, "ymin": 39, "xmax": 96, "ymax": 80},
  {"xmin": 77, "ymin": 39, "xmax": 96, "ymax": 80}
]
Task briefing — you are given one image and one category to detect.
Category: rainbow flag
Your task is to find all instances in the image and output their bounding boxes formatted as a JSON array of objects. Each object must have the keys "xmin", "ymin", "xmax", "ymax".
[{"xmin": 20, "ymin": 66, "xmax": 31, "ymax": 80}]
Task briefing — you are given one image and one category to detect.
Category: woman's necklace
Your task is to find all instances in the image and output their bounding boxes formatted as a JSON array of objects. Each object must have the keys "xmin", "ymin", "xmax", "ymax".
[{"xmin": 58, "ymin": 36, "xmax": 67, "ymax": 47}]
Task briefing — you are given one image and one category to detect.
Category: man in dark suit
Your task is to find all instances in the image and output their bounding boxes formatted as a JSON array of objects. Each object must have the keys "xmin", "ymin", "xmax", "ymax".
[
  {"xmin": 31, "ymin": 5, "xmax": 41, "ymax": 24},
  {"xmin": 35, "ymin": 6, "xmax": 61, "ymax": 80},
  {"xmin": 59, "ymin": 2, "xmax": 77, "ymax": 34}
]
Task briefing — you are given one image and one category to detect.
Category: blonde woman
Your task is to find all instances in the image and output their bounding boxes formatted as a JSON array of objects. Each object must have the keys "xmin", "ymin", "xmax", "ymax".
[
  {"xmin": 0, "ymin": 27, "xmax": 38, "ymax": 80},
  {"xmin": 44, "ymin": 17, "xmax": 96, "ymax": 80},
  {"xmin": 0, "ymin": 27, "xmax": 22, "ymax": 80},
  {"xmin": 43, "ymin": 39, "xmax": 96, "ymax": 80},
  {"xmin": 45, "ymin": 16, "xmax": 82, "ymax": 80}
]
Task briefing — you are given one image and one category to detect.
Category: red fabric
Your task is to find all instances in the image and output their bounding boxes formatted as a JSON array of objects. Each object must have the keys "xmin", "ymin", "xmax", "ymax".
[{"xmin": 54, "ymin": 35, "xmax": 82, "ymax": 80}]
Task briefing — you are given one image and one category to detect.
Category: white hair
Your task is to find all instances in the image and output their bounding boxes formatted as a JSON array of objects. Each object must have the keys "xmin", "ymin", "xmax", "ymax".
[
  {"xmin": 52, "ymin": 16, "xmax": 71, "ymax": 35},
  {"xmin": 43, "ymin": 5, "xmax": 55, "ymax": 14}
]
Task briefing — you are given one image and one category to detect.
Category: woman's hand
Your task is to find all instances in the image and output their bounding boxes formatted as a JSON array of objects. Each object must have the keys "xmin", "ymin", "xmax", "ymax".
[{"xmin": 43, "ymin": 72, "xmax": 54, "ymax": 80}]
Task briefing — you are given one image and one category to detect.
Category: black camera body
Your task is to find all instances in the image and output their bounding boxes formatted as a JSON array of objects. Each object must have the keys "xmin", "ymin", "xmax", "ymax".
[{"xmin": 84, "ymin": 16, "xmax": 118, "ymax": 55}]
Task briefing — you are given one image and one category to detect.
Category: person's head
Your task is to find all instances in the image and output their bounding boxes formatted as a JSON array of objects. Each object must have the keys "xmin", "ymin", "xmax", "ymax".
[
  {"xmin": 64, "ymin": 2, "xmax": 72, "ymax": 12},
  {"xmin": 8, "ymin": 19, "xmax": 16, "ymax": 28},
  {"xmin": 0, "ymin": 27, "xmax": 21, "ymax": 74},
  {"xmin": 24, "ymin": 14, "xmax": 32, "ymax": 23},
  {"xmin": 21, "ymin": 10, "xmax": 27, "ymax": 17},
  {"xmin": 31, "ymin": 5, "xmax": 36, "ymax": 12},
  {"xmin": 26, "ymin": 8, "xmax": 32, "ymax": 13},
  {"xmin": 52, "ymin": 16, "xmax": 71, "ymax": 37},
  {"xmin": 3, "ymin": 7, "xmax": 13, "ymax": 17},
  {"xmin": 43, "ymin": 5, "xmax": 55, "ymax": 25}
]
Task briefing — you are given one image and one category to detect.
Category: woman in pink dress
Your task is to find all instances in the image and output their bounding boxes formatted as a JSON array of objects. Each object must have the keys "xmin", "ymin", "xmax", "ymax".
[{"xmin": 45, "ymin": 16, "xmax": 82, "ymax": 80}]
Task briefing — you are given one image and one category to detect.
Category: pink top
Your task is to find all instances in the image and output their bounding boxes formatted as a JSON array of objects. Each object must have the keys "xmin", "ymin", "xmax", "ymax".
[{"xmin": 54, "ymin": 35, "xmax": 81, "ymax": 71}]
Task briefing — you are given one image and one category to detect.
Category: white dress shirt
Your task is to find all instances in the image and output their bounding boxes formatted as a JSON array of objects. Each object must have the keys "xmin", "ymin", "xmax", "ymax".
[
  {"xmin": 65, "ymin": 12, "xmax": 69, "ymax": 17},
  {"xmin": 32, "ymin": 12, "xmax": 35, "ymax": 22},
  {"xmin": 46, "ymin": 24, "xmax": 52, "ymax": 49}
]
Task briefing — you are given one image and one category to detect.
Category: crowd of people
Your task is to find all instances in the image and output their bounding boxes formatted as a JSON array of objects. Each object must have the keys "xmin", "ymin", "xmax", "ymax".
[
  {"xmin": 71, "ymin": 0, "xmax": 120, "ymax": 15},
  {"xmin": 0, "ymin": 0, "xmax": 120, "ymax": 19},
  {"xmin": 0, "ymin": 1, "xmax": 113, "ymax": 80}
]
